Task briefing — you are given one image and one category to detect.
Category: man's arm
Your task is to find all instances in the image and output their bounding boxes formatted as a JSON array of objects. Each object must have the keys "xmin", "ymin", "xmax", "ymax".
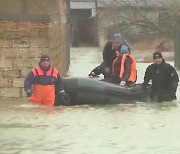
[
  {"xmin": 24, "ymin": 72, "xmax": 35, "ymax": 97},
  {"xmin": 143, "ymin": 65, "xmax": 152, "ymax": 88},
  {"xmin": 169, "ymin": 65, "xmax": 179, "ymax": 83},
  {"xmin": 103, "ymin": 41, "xmax": 112, "ymax": 67},
  {"xmin": 169, "ymin": 64, "xmax": 179, "ymax": 93},
  {"xmin": 24, "ymin": 72, "xmax": 34, "ymax": 91},
  {"xmin": 56, "ymin": 73, "xmax": 65, "ymax": 92}
]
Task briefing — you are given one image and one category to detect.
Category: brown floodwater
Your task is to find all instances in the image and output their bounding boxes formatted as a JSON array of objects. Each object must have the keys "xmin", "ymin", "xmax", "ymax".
[{"xmin": 0, "ymin": 47, "xmax": 180, "ymax": 154}]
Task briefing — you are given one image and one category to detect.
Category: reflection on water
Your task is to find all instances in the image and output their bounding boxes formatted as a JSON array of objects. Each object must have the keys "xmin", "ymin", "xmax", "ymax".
[
  {"xmin": 0, "ymin": 47, "xmax": 180, "ymax": 153},
  {"xmin": 1, "ymin": 101, "xmax": 180, "ymax": 153}
]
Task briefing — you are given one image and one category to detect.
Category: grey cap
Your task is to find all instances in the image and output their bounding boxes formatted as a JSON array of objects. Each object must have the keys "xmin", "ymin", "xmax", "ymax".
[{"xmin": 112, "ymin": 34, "xmax": 123, "ymax": 43}]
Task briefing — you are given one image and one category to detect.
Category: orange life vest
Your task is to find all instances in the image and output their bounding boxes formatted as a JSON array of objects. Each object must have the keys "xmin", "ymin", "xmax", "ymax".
[
  {"xmin": 30, "ymin": 66, "xmax": 58, "ymax": 106},
  {"xmin": 112, "ymin": 54, "xmax": 137, "ymax": 82},
  {"xmin": 32, "ymin": 66, "xmax": 58, "ymax": 78}
]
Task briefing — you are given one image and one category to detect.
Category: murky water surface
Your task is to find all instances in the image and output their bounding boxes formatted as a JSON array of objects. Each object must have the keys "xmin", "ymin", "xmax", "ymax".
[{"xmin": 0, "ymin": 48, "xmax": 180, "ymax": 154}]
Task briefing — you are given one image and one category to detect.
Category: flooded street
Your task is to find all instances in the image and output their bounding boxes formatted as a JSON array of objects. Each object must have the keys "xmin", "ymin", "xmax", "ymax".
[{"xmin": 0, "ymin": 47, "xmax": 180, "ymax": 154}]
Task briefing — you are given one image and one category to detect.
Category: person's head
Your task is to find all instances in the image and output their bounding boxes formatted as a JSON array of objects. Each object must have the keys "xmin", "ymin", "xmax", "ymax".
[
  {"xmin": 112, "ymin": 33, "xmax": 123, "ymax": 50},
  {"xmin": 153, "ymin": 51, "xmax": 163, "ymax": 65},
  {"xmin": 115, "ymin": 45, "xmax": 129, "ymax": 57},
  {"xmin": 121, "ymin": 45, "xmax": 129, "ymax": 54},
  {"xmin": 40, "ymin": 54, "xmax": 50, "ymax": 68}
]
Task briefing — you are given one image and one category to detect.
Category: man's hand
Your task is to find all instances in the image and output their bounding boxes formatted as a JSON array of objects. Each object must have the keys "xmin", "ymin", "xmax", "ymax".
[
  {"xmin": 26, "ymin": 89, "xmax": 32, "ymax": 97},
  {"xmin": 119, "ymin": 81, "xmax": 126, "ymax": 86},
  {"xmin": 59, "ymin": 90, "xmax": 70, "ymax": 105},
  {"xmin": 88, "ymin": 72, "xmax": 96, "ymax": 78}
]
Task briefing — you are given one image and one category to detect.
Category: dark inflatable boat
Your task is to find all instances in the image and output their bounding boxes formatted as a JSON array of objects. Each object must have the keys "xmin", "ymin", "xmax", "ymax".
[{"xmin": 55, "ymin": 77, "xmax": 151, "ymax": 106}]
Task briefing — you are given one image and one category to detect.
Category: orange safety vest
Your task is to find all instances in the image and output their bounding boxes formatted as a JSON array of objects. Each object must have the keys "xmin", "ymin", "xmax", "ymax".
[
  {"xmin": 30, "ymin": 66, "xmax": 58, "ymax": 106},
  {"xmin": 31, "ymin": 66, "xmax": 58, "ymax": 78},
  {"xmin": 112, "ymin": 54, "xmax": 137, "ymax": 82}
]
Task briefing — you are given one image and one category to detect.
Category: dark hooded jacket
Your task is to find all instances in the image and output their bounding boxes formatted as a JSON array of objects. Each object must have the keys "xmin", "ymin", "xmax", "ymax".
[
  {"xmin": 143, "ymin": 60, "xmax": 179, "ymax": 102},
  {"xmin": 103, "ymin": 41, "xmax": 122, "ymax": 68}
]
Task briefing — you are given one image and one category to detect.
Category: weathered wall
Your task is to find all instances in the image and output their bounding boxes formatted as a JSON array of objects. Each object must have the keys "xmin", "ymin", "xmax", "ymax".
[
  {"xmin": 0, "ymin": 0, "xmax": 60, "ymax": 14},
  {"xmin": 0, "ymin": 0, "xmax": 69, "ymax": 98}
]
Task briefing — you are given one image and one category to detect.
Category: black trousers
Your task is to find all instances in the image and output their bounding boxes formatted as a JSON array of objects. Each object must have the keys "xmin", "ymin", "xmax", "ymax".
[{"xmin": 150, "ymin": 91, "xmax": 177, "ymax": 102}]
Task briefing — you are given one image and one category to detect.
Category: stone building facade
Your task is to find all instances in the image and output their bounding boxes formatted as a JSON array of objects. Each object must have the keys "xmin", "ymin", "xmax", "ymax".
[{"xmin": 0, "ymin": 0, "xmax": 70, "ymax": 98}]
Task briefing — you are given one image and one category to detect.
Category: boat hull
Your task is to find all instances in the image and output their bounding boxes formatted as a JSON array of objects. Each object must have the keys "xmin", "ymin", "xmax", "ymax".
[{"xmin": 55, "ymin": 77, "xmax": 151, "ymax": 106}]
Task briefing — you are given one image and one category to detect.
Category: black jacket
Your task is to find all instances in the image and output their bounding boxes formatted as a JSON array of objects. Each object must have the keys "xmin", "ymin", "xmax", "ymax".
[
  {"xmin": 103, "ymin": 41, "xmax": 122, "ymax": 68},
  {"xmin": 143, "ymin": 60, "xmax": 179, "ymax": 101}
]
